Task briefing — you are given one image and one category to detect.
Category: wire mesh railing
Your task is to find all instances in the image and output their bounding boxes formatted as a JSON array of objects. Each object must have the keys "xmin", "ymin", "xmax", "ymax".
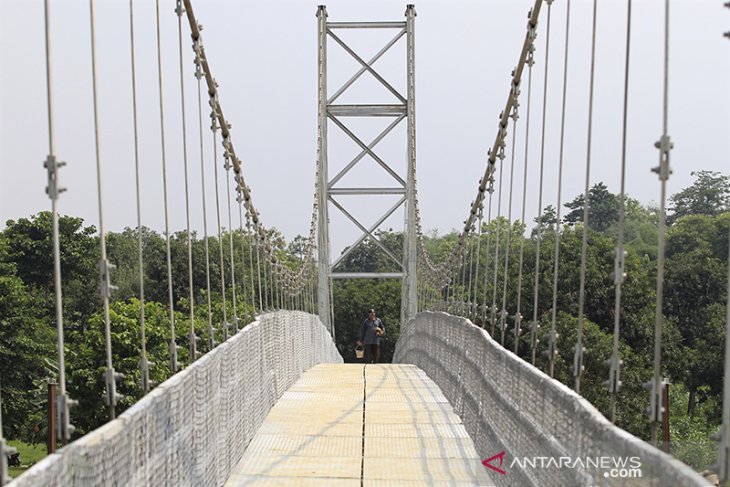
[
  {"xmin": 395, "ymin": 311, "xmax": 709, "ymax": 486},
  {"xmin": 9, "ymin": 311, "xmax": 341, "ymax": 487}
]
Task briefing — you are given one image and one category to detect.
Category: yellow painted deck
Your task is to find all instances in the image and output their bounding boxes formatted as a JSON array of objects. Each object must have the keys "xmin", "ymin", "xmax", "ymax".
[{"xmin": 225, "ymin": 363, "xmax": 493, "ymax": 486}]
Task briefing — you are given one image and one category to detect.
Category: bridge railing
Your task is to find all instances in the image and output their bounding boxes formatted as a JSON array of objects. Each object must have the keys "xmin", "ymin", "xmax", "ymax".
[
  {"xmin": 10, "ymin": 311, "xmax": 342, "ymax": 487},
  {"xmin": 394, "ymin": 311, "xmax": 708, "ymax": 487}
]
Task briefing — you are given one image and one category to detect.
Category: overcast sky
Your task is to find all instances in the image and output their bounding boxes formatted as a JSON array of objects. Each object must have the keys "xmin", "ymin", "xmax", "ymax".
[{"xmin": 1, "ymin": 0, "xmax": 728, "ymax": 257}]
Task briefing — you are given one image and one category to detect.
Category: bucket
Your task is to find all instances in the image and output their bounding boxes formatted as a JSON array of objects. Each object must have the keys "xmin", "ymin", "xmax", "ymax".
[{"xmin": 355, "ymin": 345, "xmax": 365, "ymax": 359}]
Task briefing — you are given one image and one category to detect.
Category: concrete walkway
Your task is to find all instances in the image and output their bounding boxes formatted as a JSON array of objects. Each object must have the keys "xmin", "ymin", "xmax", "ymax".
[{"xmin": 225, "ymin": 363, "xmax": 493, "ymax": 486}]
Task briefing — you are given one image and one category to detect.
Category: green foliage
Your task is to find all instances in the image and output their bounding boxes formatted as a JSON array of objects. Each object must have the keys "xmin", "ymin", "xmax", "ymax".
[
  {"xmin": 2, "ymin": 213, "xmax": 98, "ymax": 329},
  {"xmin": 669, "ymin": 171, "xmax": 730, "ymax": 224},
  {"xmin": 0, "ymin": 213, "xmax": 282, "ymax": 442},
  {"xmin": 64, "ymin": 299, "xmax": 205, "ymax": 435},
  {"xmin": 333, "ymin": 279, "xmax": 401, "ymax": 363},
  {"xmin": 668, "ymin": 383, "xmax": 720, "ymax": 472},
  {"xmin": 0, "ymin": 231, "xmax": 56, "ymax": 444},
  {"xmin": 563, "ymin": 182, "xmax": 620, "ymax": 233},
  {"xmin": 0, "ymin": 168, "xmax": 728, "ymax": 475},
  {"xmin": 0, "ymin": 264, "xmax": 54, "ymax": 442},
  {"xmin": 332, "ymin": 231, "xmax": 404, "ymax": 362},
  {"xmin": 664, "ymin": 213, "xmax": 729, "ymax": 415},
  {"xmin": 623, "ymin": 198, "xmax": 659, "ymax": 260}
]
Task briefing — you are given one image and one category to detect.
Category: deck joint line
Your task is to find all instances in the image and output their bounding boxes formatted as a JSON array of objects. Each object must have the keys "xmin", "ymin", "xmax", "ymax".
[{"xmin": 360, "ymin": 364, "xmax": 366, "ymax": 487}]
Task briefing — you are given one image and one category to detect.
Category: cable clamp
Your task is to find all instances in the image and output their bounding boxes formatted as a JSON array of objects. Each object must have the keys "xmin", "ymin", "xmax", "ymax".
[
  {"xmin": 643, "ymin": 377, "xmax": 668, "ymax": 423},
  {"xmin": 547, "ymin": 328, "xmax": 559, "ymax": 359},
  {"xmin": 572, "ymin": 342, "xmax": 585, "ymax": 378},
  {"xmin": 610, "ymin": 248, "xmax": 627, "ymax": 285},
  {"xmin": 169, "ymin": 340, "xmax": 182, "ymax": 372},
  {"xmin": 55, "ymin": 393, "xmax": 77, "ymax": 441},
  {"xmin": 98, "ymin": 259, "xmax": 118, "ymax": 298},
  {"xmin": 44, "ymin": 155, "xmax": 67, "ymax": 200},
  {"xmin": 603, "ymin": 353, "xmax": 623, "ymax": 393},
  {"xmin": 104, "ymin": 368, "xmax": 124, "ymax": 407},
  {"xmin": 652, "ymin": 134, "xmax": 673, "ymax": 181}
]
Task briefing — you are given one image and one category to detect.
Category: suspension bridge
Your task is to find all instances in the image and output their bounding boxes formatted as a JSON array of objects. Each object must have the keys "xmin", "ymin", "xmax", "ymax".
[{"xmin": 1, "ymin": 0, "xmax": 729, "ymax": 485}]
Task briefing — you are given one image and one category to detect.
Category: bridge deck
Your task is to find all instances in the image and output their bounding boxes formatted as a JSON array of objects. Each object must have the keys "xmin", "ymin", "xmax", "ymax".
[{"xmin": 225, "ymin": 363, "xmax": 492, "ymax": 486}]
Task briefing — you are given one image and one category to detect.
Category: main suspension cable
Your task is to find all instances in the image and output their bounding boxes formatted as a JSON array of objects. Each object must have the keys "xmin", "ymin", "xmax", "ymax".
[{"xmin": 413, "ymin": 1, "xmax": 545, "ymax": 291}]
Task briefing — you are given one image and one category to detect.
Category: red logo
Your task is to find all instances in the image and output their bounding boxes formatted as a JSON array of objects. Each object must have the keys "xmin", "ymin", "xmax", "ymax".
[{"xmin": 482, "ymin": 451, "xmax": 507, "ymax": 475}]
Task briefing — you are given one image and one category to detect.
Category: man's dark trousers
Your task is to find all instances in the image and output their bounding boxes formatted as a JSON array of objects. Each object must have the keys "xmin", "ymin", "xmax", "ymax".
[{"xmin": 364, "ymin": 344, "xmax": 380, "ymax": 364}]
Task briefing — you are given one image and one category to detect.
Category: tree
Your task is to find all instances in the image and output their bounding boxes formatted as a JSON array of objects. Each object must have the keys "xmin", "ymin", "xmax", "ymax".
[
  {"xmin": 288, "ymin": 235, "xmax": 307, "ymax": 261},
  {"xmin": 563, "ymin": 182, "xmax": 619, "ymax": 233},
  {"xmin": 0, "ymin": 240, "xmax": 54, "ymax": 442},
  {"xmin": 664, "ymin": 213, "xmax": 729, "ymax": 415},
  {"xmin": 623, "ymin": 198, "xmax": 659, "ymax": 260},
  {"xmin": 531, "ymin": 205, "xmax": 557, "ymax": 238},
  {"xmin": 333, "ymin": 279, "xmax": 401, "ymax": 363},
  {"xmin": 1, "ymin": 213, "xmax": 99, "ymax": 330},
  {"xmin": 336, "ymin": 230, "xmax": 403, "ymax": 274},
  {"xmin": 668, "ymin": 171, "xmax": 730, "ymax": 224},
  {"xmin": 64, "ymin": 299, "xmax": 203, "ymax": 435}
]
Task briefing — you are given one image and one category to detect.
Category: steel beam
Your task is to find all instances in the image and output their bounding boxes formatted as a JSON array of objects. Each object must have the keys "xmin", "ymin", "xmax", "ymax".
[
  {"xmin": 327, "ymin": 21, "xmax": 406, "ymax": 29},
  {"xmin": 316, "ymin": 6, "xmax": 333, "ymax": 335},
  {"xmin": 329, "ymin": 188, "xmax": 405, "ymax": 195},
  {"xmin": 402, "ymin": 4, "xmax": 418, "ymax": 324},
  {"xmin": 328, "ymin": 105, "xmax": 406, "ymax": 117},
  {"xmin": 332, "ymin": 272, "xmax": 404, "ymax": 279}
]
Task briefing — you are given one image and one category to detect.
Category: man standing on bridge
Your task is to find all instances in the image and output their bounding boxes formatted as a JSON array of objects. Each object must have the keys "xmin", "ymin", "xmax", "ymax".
[{"xmin": 357, "ymin": 309, "xmax": 385, "ymax": 364}]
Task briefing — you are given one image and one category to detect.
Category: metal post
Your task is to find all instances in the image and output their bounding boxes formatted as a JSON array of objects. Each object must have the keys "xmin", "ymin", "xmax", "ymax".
[
  {"xmin": 316, "ymin": 5, "xmax": 333, "ymax": 334},
  {"xmin": 47, "ymin": 381, "xmax": 57, "ymax": 454},
  {"xmin": 403, "ymin": 4, "xmax": 418, "ymax": 324}
]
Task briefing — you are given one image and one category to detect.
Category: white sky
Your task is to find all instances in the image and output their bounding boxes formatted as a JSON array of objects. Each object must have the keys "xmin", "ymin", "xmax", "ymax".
[{"xmin": 1, "ymin": 0, "xmax": 729, "ymax": 257}]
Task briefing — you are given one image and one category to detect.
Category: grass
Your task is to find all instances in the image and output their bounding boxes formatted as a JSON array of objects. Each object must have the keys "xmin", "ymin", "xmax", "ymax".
[{"xmin": 6, "ymin": 441, "xmax": 47, "ymax": 479}]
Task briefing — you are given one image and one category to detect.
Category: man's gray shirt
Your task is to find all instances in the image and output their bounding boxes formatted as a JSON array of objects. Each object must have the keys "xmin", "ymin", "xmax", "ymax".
[{"xmin": 360, "ymin": 318, "xmax": 384, "ymax": 345}]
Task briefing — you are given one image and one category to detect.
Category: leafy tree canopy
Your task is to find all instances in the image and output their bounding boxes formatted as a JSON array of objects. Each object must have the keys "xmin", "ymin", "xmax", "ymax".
[{"xmin": 669, "ymin": 171, "xmax": 730, "ymax": 224}]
